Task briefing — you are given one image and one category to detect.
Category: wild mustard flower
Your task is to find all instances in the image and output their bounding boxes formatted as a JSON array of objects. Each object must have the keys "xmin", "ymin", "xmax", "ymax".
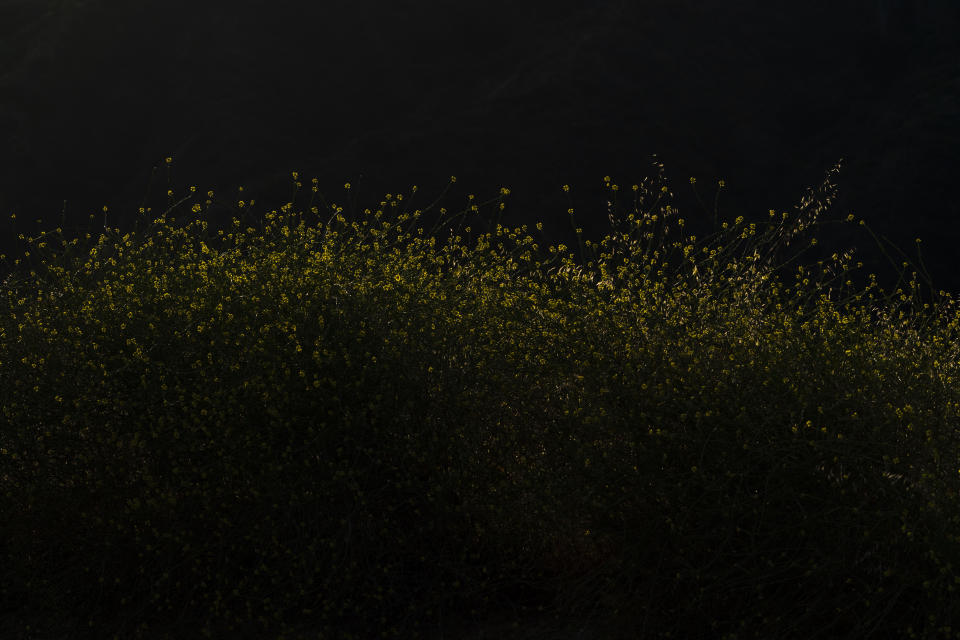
[{"xmin": 1, "ymin": 160, "xmax": 954, "ymax": 640}]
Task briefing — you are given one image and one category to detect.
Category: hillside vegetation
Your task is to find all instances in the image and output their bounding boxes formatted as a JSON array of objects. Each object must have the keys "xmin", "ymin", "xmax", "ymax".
[{"xmin": 2, "ymin": 160, "xmax": 960, "ymax": 639}]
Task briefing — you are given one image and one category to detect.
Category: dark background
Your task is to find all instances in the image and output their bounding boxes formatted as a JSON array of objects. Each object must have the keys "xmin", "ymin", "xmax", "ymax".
[{"xmin": 1, "ymin": 0, "xmax": 957, "ymax": 307}]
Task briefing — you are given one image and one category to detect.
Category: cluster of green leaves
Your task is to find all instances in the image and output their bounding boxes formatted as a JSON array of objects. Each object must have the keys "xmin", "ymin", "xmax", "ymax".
[{"xmin": 1, "ymin": 159, "xmax": 960, "ymax": 639}]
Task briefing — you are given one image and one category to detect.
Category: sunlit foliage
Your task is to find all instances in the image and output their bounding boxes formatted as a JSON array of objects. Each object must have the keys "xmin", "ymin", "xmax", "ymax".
[{"xmin": 1, "ymin": 159, "xmax": 959, "ymax": 639}]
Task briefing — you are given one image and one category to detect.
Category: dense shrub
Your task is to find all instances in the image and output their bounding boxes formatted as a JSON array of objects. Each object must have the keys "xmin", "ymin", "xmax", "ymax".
[{"xmin": 2, "ymin": 159, "xmax": 959, "ymax": 639}]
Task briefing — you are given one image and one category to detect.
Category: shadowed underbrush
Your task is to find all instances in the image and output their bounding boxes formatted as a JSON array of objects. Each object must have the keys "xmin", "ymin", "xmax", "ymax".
[{"xmin": 2, "ymin": 159, "xmax": 960, "ymax": 639}]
